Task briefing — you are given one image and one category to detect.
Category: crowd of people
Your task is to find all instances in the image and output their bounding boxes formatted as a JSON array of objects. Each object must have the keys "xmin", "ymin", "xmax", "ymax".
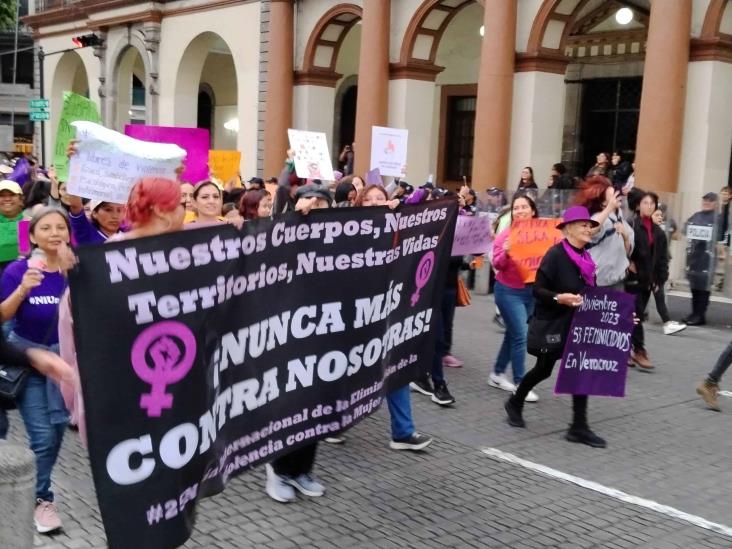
[{"xmin": 0, "ymin": 146, "xmax": 730, "ymax": 536}]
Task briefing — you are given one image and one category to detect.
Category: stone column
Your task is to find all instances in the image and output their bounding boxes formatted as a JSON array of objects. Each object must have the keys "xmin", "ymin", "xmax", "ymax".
[
  {"xmin": 635, "ymin": 0, "xmax": 691, "ymax": 193},
  {"xmin": 471, "ymin": 0, "xmax": 517, "ymax": 191},
  {"xmin": 263, "ymin": 0, "xmax": 294, "ymax": 178},
  {"xmin": 353, "ymin": 0, "xmax": 390, "ymax": 177}
]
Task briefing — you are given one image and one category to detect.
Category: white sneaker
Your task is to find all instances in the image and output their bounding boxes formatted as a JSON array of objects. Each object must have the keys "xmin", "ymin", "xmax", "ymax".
[
  {"xmin": 525, "ymin": 390, "xmax": 539, "ymax": 403},
  {"xmin": 488, "ymin": 372, "xmax": 515, "ymax": 392},
  {"xmin": 663, "ymin": 320, "xmax": 687, "ymax": 335},
  {"xmin": 265, "ymin": 464, "xmax": 296, "ymax": 503}
]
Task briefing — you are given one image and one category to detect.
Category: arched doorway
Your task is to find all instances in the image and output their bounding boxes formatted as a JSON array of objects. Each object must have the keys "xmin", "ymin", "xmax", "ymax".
[
  {"xmin": 529, "ymin": 0, "xmax": 650, "ymax": 175},
  {"xmin": 49, "ymin": 50, "xmax": 91, "ymax": 160},
  {"xmin": 174, "ymin": 32, "xmax": 238, "ymax": 150},
  {"xmin": 400, "ymin": 0, "xmax": 484, "ymax": 185},
  {"xmin": 113, "ymin": 47, "xmax": 147, "ymax": 130},
  {"xmin": 338, "ymin": 84, "xmax": 357, "ymax": 154}
]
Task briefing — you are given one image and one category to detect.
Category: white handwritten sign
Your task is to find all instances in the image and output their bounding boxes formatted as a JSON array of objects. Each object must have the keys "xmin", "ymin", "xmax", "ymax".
[
  {"xmin": 287, "ymin": 129, "xmax": 335, "ymax": 181},
  {"xmin": 370, "ymin": 126, "xmax": 408, "ymax": 178},
  {"xmin": 686, "ymin": 224, "xmax": 714, "ymax": 241},
  {"xmin": 451, "ymin": 214, "xmax": 493, "ymax": 256},
  {"xmin": 68, "ymin": 121, "xmax": 186, "ymax": 203}
]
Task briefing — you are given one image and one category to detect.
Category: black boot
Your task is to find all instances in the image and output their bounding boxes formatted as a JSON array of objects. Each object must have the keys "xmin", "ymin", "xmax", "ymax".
[
  {"xmin": 565, "ymin": 424, "xmax": 607, "ymax": 448},
  {"xmin": 504, "ymin": 396, "xmax": 525, "ymax": 428}
]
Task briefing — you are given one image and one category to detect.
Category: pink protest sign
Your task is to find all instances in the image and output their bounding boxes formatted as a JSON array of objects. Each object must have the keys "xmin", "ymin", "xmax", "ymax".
[
  {"xmin": 125, "ymin": 125, "xmax": 210, "ymax": 183},
  {"xmin": 451, "ymin": 215, "xmax": 493, "ymax": 256},
  {"xmin": 17, "ymin": 220, "xmax": 30, "ymax": 255}
]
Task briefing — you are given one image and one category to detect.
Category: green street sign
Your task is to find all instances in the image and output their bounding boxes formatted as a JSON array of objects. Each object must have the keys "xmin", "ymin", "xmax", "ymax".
[
  {"xmin": 29, "ymin": 98, "xmax": 49, "ymax": 110},
  {"xmin": 30, "ymin": 111, "xmax": 50, "ymax": 121}
]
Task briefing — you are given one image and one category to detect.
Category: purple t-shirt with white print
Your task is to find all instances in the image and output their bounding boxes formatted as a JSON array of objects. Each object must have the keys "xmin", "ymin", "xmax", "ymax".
[{"xmin": 0, "ymin": 259, "xmax": 66, "ymax": 345}]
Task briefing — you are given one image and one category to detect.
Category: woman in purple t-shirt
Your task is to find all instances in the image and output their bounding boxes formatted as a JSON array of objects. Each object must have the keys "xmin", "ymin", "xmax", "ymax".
[{"xmin": 0, "ymin": 207, "xmax": 71, "ymax": 533}]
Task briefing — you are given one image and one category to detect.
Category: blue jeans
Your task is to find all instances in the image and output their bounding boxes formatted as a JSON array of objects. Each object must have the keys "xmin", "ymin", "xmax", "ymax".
[
  {"xmin": 9, "ymin": 332, "xmax": 67, "ymax": 502},
  {"xmin": 386, "ymin": 386, "xmax": 414, "ymax": 440},
  {"xmin": 493, "ymin": 282, "xmax": 534, "ymax": 384},
  {"xmin": 0, "ymin": 319, "xmax": 16, "ymax": 439}
]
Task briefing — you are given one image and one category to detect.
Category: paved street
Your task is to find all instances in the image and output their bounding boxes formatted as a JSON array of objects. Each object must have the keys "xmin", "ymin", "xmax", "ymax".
[{"xmin": 8, "ymin": 294, "xmax": 732, "ymax": 549}]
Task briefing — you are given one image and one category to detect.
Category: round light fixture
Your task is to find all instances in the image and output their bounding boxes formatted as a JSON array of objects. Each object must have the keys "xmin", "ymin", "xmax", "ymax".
[
  {"xmin": 479, "ymin": 25, "xmax": 484, "ymax": 37},
  {"xmin": 615, "ymin": 7, "xmax": 633, "ymax": 25}
]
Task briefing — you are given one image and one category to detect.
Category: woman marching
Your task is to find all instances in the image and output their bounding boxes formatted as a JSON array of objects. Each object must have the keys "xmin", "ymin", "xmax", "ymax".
[
  {"xmin": 488, "ymin": 194, "xmax": 540, "ymax": 401},
  {"xmin": 504, "ymin": 205, "xmax": 608, "ymax": 448},
  {"xmin": 1, "ymin": 207, "xmax": 77, "ymax": 532},
  {"xmin": 625, "ymin": 191, "xmax": 669, "ymax": 370}
]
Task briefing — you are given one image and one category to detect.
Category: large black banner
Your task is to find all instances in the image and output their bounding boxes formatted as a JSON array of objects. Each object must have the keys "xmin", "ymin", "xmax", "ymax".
[{"xmin": 69, "ymin": 200, "xmax": 458, "ymax": 548}]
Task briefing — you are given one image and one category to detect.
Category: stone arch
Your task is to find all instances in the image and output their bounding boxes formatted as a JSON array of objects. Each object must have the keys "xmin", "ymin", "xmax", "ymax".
[
  {"xmin": 298, "ymin": 4, "xmax": 362, "ymax": 85},
  {"xmin": 50, "ymin": 50, "xmax": 89, "ymax": 102},
  {"xmin": 693, "ymin": 2, "xmax": 732, "ymax": 69},
  {"xmin": 701, "ymin": 0, "xmax": 728, "ymax": 38},
  {"xmin": 49, "ymin": 50, "xmax": 91, "ymax": 162},
  {"xmin": 174, "ymin": 32, "xmax": 238, "ymax": 149},
  {"xmin": 107, "ymin": 32, "xmax": 157, "ymax": 129},
  {"xmin": 399, "ymin": 0, "xmax": 484, "ymax": 70},
  {"xmin": 526, "ymin": 0, "xmax": 649, "ymax": 65}
]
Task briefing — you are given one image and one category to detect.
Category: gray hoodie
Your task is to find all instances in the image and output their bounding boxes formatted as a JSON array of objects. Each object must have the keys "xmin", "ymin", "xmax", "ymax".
[{"xmin": 587, "ymin": 211, "xmax": 634, "ymax": 287}]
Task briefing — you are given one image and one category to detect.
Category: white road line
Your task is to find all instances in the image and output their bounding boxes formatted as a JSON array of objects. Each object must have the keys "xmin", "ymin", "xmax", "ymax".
[
  {"xmin": 481, "ymin": 447, "xmax": 732, "ymax": 539},
  {"xmin": 718, "ymin": 390, "xmax": 732, "ymax": 398}
]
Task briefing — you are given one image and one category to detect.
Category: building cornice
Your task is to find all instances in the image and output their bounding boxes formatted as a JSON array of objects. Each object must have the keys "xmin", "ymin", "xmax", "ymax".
[
  {"xmin": 389, "ymin": 62, "xmax": 444, "ymax": 82},
  {"xmin": 514, "ymin": 51, "xmax": 569, "ymax": 75},
  {"xmin": 294, "ymin": 69, "xmax": 342, "ymax": 88},
  {"xmin": 24, "ymin": 0, "xmax": 255, "ymax": 31},
  {"xmin": 690, "ymin": 37, "xmax": 732, "ymax": 63}
]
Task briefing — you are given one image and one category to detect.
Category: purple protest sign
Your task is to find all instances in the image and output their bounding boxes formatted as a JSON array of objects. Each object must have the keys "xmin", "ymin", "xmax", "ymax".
[
  {"xmin": 125, "ymin": 125, "xmax": 210, "ymax": 183},
  {"xmin": 451, "ymin": 215, "xmax": 493, "ymax": 256},
  {"xmin": 555, "ymin": 287, "xmax": 635, "ymax": 397},
  {"xmin": 365, "ymin": 167, "xmax": 382, "ymax": 186}
]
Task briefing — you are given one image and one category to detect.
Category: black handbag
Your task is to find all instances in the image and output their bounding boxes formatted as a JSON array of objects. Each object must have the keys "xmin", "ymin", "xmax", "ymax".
[
  {"xmin": 0, "ymin": 364, "xmax": 30, "ymax": 400},
  {"xmin": 526, "ymin": 312, "xmax": 573, "ymax": 356}
]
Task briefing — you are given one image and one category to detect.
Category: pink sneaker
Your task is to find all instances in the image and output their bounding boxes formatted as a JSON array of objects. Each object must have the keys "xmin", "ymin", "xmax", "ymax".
[
  {"xmin": 442, "ymin": 355, "xmax": 463, "ymax": 368},
  {"xmin": 34, "ymin": 499, "xmax": 62, "ymax": 534}
]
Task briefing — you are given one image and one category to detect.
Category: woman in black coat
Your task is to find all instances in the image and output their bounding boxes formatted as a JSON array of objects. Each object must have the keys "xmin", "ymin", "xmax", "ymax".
[
  {"xmin": 504, "ymin": 206, "xmax": 607, "ymax": 448},
  {"xmin": 626, "ymin": 192, "xmax": 668, "ymax": 370}
]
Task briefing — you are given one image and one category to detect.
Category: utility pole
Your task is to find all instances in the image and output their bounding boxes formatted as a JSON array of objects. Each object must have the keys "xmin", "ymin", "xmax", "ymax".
[
  {"xmin": 9, "ymin": 0, "xmax": 20, "ymax": 141},
  {"xmin": 38, "ymin": 46, "xmax": 44, "ymax": 165}
]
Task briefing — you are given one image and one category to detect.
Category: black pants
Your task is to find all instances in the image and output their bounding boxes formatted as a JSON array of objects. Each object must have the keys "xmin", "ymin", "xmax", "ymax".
[
  {"xmin": 691, "ymin": 289, "xmax": 711, "ymax": 321},
  {"xmin": 271, "ymin": 443, "xmax": 317, "ymax": 477},
  {"xmin": 631, "ymin": 290, "xmax": 651, "ymax": 352},
  {"xmin": 514, "ymin": 353, "xmax": 589, "ymax": 428},
  {"xmin": 442, "ymin": 286, "xmax": 457, "ymax": 355},
  {"xmin": 653, "ymin": 286, "xmax": 671, "ymax": 323}
]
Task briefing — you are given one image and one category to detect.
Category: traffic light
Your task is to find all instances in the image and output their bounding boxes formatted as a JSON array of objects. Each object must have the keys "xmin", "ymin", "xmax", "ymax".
[{"xmin": 72, "ymin": 34, "xmax": 104, "ymax": 48}]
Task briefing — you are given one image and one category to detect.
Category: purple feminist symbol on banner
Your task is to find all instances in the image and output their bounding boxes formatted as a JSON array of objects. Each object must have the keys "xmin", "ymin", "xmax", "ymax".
[
  {"xmin": 131, "ymin": 321, "xmax": 196, "ymax": 417},
  {"xmin": 410, "ymin": 251, "xmax": 436, "ymax": 306}
]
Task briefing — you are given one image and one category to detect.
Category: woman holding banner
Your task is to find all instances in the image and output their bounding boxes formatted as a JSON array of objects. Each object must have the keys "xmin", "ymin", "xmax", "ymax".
[
  {"xmin": 504, "ymin": 205, "xmax": 608, "ymax": 448},
  {"xmin": 239, "ymin": 189, "xmax": 273, "ymax": 221},
  {"xmin": 488, "ymin": 195, "xmax": 540, "ymax": 401},
  {"xmin": 0, "ymin": 207, "xmax": 77, "ymax": 533},
  {"xmin": 59, "ymin": 178, "xmax": 187, "ymax": 445}
]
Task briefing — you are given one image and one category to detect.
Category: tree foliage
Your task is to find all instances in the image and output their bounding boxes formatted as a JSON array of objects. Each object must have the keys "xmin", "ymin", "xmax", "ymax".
[{"xmin": 0, "ymin": 0, "xmax": 18, "ymax": 33}]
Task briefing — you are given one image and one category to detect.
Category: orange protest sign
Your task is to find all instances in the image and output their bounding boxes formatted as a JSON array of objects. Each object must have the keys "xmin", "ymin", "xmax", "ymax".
[
  {"xmin": 208, "ymin": 150, "xmax": 241, "ymax": 182},
  {"xmin": 508, "ymin": 218, "xmax": 563, "ymax": 283}
]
